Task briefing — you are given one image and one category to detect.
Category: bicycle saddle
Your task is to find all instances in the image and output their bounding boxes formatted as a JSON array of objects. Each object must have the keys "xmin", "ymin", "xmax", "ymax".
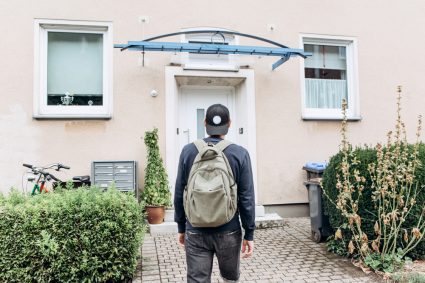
[{"xmin": 72, "ymin": 175, "xmax": 91, "ymax": 182}]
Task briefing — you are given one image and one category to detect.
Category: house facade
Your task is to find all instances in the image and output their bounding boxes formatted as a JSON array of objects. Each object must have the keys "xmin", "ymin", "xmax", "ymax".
[{"xmin": 1, "ymin": 0, "xmax": 425, "ymax": 216}]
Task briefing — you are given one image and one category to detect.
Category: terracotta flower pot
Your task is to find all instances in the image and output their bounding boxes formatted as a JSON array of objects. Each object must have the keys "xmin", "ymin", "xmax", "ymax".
[{"xmin": 145, "ymin": 205, "xmax": 165, "ymax": 224}]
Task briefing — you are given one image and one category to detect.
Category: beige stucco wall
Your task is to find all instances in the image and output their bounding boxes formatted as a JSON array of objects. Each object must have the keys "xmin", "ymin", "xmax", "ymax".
[{"xmin": 1, "ymin": 0, "xmax": 425, "ymax": 206}]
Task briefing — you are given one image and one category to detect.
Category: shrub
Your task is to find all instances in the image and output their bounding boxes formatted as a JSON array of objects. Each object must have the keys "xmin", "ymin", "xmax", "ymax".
[
  {"xmin": 391, "ymin": 271, "xmax": 425, "ymax": 283},
  {"xmin": 406, "ymin": 144, "xmax": 425, "ymax": 259},
  {"xmin": 0, "ymin": 187, "xmax": 146, "ymax": 282},
  {"xmin": 322, "ymin": 146, "xmax": 378, "ymax": 239},
  {"xmin": 323, "ymin": 144, "xmax": 425, "ymax": 260},
  {"xmin": 142, "ymin": 128, "xmax": 172, "ymax": 207},
  {"xmin": 323, "ymin": 146, "xmax": 378, "ymax": 259},
  {"xmin": 322, "ymin": 90, "xmax": 425, "ymax": 269},
  {"xmin": 324, "ymin": 87, "xmax": 425, "ymax": 273}
]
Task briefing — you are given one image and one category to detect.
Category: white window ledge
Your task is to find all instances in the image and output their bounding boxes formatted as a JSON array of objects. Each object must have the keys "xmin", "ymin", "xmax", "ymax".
[{"xmin": 302, "ymin": 116, "xmax": 362, "ymax": 121}]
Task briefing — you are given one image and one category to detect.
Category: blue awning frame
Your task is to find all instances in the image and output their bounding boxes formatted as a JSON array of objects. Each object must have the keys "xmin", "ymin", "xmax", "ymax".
[{"xmin": 114, "ymin": 30, "xmax": 312, "ymax": 70}]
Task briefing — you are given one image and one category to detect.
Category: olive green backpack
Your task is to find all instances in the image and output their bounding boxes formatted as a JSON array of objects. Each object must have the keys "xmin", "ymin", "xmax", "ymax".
[{"xmin": 184, "ymin": 139, "xmax": 237, "ymax": 227}]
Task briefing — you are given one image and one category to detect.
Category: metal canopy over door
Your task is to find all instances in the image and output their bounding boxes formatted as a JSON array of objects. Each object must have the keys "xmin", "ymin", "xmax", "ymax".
[
  {"xmin": 115, "ymin": 30, "xmax": 311, "ymax": 70},
  {"xmin": 178, "ymin": 87, "xmax": 236, "ymax": 153}
]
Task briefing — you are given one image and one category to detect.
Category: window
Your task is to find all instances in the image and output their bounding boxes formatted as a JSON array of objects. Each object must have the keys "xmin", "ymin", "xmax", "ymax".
[
  {"xmin": 34, "ymin": 19, "xmax": 113, "ymax": 118},
  {"xmin": 179, "ymin": 28, "xmax": 238, "ymax": 71},
  {"xmin": 300, "ymin": 35, "xmax": 359, "ymax": 120}
]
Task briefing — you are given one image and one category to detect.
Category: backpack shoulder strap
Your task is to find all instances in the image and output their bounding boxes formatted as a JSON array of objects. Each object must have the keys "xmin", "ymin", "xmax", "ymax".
[
  {"xmin": 215, "ymin": 140, "xmax": 233, "ymax": 152},
  {"xmin": 193, "ymin": 139, "xmax": 207, "ymax": 152}
]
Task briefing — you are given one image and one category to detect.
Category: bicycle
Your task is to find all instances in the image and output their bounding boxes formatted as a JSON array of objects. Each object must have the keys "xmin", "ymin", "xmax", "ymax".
[{"xmin": 22, "ymin": 163, "xmax": 91, "ymax": 195}]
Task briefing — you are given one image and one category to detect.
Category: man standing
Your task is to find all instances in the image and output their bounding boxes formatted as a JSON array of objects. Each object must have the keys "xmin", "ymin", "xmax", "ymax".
[{"xmin": 174, "ymin": 104, "xmax": 255, "ymax": 283}]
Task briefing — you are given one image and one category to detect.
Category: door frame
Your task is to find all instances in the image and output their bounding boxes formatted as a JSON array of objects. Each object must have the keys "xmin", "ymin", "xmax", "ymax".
[{"xmin": 165, "ymin": 66, "xmax": 258, "ymax": 203}]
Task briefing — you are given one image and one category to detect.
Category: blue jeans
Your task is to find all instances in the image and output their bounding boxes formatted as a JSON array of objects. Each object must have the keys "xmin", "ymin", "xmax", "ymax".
[{"xmin": 185, "ymin": 229, "xmax": 242, "ymax": 283}]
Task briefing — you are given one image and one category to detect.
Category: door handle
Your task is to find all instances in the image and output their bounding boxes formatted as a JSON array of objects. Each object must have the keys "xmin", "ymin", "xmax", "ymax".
[{"xmin": 183, "ymin": 129, "xmax": 190, "ymax": 143}]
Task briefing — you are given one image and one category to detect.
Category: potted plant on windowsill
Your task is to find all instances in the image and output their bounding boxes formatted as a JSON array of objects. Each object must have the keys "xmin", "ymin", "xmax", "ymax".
[{"xmin": 142, "ymin": 128, "xmax": 172, "ymax": 224}]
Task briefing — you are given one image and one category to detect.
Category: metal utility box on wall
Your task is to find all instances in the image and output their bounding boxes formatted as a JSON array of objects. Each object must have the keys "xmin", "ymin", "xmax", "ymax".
[{"xmin": 92, "ymin": 161, "xmax": 138, "ymax": 198}]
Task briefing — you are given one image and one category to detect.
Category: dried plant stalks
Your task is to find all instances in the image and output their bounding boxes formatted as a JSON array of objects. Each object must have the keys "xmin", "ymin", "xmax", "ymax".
[{"xmin": 329, "ymin": 86, "xmax": 425, "ymax": 271}]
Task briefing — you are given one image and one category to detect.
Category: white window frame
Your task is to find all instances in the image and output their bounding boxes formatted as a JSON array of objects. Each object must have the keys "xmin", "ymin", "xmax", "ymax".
[
  {"xmin": 180, "ymin": 27, "xmax": 239, "ymax": 71},
  {"xmin": 300, "ymin": 34, "xmax": 360, "ymax": 120},
  {"xmin": 33, "ymin": 19, "xmax": 113, "ymax": 119}
]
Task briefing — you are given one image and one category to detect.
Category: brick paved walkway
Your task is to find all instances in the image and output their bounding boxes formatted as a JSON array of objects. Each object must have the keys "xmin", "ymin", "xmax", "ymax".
[{"xmin": 136, "ymin": 218, "xmax": 384, "ymax": 282}]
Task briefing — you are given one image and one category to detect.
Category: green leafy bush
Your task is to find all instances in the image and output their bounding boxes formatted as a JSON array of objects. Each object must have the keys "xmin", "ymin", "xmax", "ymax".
[
  {"xmin": 322, "ymin": 90, "xmax": 425, "ymax": 270},
  {"xmin": 322, "ymin": 144, "xmax": 425, "ymax": 260},
  {"xmin": 392, "ymin": 271, "xmax": 425, "ymax": 283},
  {"xmin": 142, "ymin": 128, "xmax": 172, "ymax": 207},
  {"xmin": 0, "ymin": 187, "xmax": 146, "ymax": 282},
  {"xmin": 322, "ymin": 146, "xmax": 377, "ymax": 238},
  {"xmin": 406, "ymin": 144, "xmax": 425, "ymax": 259}
]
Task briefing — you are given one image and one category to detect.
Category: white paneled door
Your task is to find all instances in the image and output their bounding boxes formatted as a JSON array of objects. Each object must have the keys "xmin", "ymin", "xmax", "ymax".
[{"xmin": 178, "ymin": 87, "xmax": 236, "ymax": 152}]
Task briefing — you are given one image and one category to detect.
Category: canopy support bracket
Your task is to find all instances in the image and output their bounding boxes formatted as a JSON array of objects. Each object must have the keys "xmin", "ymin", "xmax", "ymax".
[{"xmin": 272, "ymin": 55, "xmax": 291, "ymax": 71}]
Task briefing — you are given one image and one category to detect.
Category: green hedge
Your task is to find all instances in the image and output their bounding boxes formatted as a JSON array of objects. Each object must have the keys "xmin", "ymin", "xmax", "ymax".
[
  {"xmin": 0, "ymin": 187, "xmax": 146, "ymax": 282},
  {"xmin": 322, "ymin": 144, "xmax": 425, "ymax": 260}
]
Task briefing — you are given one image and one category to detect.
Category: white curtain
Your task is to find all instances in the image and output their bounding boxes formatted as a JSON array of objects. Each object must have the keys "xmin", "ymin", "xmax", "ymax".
[
  {"xmin": 47, "ymin": 32, "xmax": 103, "ymax": 96},
  {"xmin": 305, "ymin": 79, "xmax": 347, "ymax": 108}
]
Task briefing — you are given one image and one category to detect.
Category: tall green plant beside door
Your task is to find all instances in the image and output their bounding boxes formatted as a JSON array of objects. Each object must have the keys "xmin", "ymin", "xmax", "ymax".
[{"xmin": 142, "ymin": 128, "xmax": 172, "ymax": 224}]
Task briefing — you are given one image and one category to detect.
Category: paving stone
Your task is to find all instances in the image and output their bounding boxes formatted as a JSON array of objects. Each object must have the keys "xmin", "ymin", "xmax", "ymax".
[
  {"xmin": 141, "ymin": 275, "xmax": 161, "ymax": 281},
  {"xmin": 142, "ymin": 269, "xmax": 160, "ymax": 276},
  {"xmin": 137, "ymin": 217, "xmax": 384, "ymax": 282}
]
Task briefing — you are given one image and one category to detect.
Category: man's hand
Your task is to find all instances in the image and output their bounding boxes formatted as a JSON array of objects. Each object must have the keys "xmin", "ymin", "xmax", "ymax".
[
  {"xmin": 177, "ymin": 233, "xmax": 185, "ymax": 247},
  {"xmin": 241, "ymin": 240, "xmax": 254, "ymax": 258}
]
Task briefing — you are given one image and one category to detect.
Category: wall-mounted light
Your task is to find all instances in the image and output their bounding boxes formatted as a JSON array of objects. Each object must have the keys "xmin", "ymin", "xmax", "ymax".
[{"xmin": 150, "ymin": 90, "xmax": 158, "ymax": 97}]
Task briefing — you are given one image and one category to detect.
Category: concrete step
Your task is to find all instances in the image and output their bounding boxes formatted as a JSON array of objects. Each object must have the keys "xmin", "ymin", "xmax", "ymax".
[
  {"xmin": 148, "ymin": 212, "xmax": 284, "ymax": 235},
  {"xmin": 148, "ymin": 221, "xmax": 178, "ymax": 235},
  {"xmin": 255, "ymin": 213, "xmax": 285, "ymax": 229}
]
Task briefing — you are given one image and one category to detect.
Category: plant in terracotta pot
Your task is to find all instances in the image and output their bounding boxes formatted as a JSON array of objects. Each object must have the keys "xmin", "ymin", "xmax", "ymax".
[{"xmin": 142, "ymin": 128, "xmax": 172, "ymax": 224}]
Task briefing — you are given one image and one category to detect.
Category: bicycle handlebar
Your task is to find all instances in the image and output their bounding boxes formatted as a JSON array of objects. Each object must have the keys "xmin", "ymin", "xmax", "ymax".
[
  {"xmin": 23, "ymin": 163, "xmax": 67, "ymax": 183},
  {"xmin": 58, "ymin": 164, "xmax": 70, "ymax": 170},
  {"xmin": 23, "ymin": 163, "xmax": 70, "ymax": 171}
]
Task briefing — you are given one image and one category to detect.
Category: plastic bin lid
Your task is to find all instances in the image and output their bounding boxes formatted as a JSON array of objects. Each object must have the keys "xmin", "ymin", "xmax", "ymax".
[{"xmin": 303, "ymin": 162, "xmax": 327, "ymax": 172}]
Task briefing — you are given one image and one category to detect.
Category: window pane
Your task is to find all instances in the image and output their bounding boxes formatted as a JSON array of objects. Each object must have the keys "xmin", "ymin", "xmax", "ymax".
[
  {"xmin": 47, "ymin": 32, "xmax": 103, "ymax": 106},
  {"xmin": 197, "ymin": 109, "xmax": 205, "ymax": 139},
  {"xmin": 305, "ymin": 79, "xmax": 347, "ymax": 108},
  {"xmin": 304, "ymin": 44, "xmax": 347, "ymax": 109}
]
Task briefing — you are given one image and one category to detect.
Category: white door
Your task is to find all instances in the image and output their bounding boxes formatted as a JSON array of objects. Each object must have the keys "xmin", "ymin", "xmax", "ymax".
[{"xmin": 179, "ymin": 87, "xmax": 236, "ymax": 152}]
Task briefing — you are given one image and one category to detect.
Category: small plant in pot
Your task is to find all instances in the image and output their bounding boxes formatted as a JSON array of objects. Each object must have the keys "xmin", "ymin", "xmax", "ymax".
[{"xmin": 142, "ymin": 128, "xmax": 172, "ymax": 224}]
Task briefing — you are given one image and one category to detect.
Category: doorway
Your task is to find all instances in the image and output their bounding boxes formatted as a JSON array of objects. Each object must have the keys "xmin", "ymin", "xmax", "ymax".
[{"xmin": 165, "ymin": 67, "xmax": 257, "ymax": 202}]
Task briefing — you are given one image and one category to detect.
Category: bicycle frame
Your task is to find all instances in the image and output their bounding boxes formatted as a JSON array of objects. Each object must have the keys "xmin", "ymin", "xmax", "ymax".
[
  {"xmin": 31, "ymin": 174, "xmax": 49, "ymax": 195},
  {"xmin": 23, "ymin": 163, "xmax": 67, "ymax": 195},
  {"xmin": 23, "ymin": 163, "xmax": 90, "ymax": 195}
]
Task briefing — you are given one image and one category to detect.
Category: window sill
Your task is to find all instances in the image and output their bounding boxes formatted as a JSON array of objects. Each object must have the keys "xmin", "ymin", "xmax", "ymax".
[
  {"xmin": 302, "ymin": 116, "xmax": 362, "ymax": 122},
  {"xmin": 33, "ymin": 113, "xmax": 112, "ymax": 120}
]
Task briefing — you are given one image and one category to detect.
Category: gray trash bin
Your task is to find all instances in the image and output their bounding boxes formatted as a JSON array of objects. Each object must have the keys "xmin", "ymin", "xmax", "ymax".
[{"xmin": 303, "ymin": 163, "xmax": 332, "ymax": 243}]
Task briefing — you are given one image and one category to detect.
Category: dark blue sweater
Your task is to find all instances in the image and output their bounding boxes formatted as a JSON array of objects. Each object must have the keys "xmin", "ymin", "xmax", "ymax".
[{"xmin": 174, "ymin": 137, "xmax": 255, "ymax": 241}]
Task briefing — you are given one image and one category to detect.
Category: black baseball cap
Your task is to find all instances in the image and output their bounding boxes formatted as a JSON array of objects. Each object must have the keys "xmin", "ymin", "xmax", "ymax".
[{"xmin": 205, "ymin": 104, "xmax": 230, "ymax": 136}]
